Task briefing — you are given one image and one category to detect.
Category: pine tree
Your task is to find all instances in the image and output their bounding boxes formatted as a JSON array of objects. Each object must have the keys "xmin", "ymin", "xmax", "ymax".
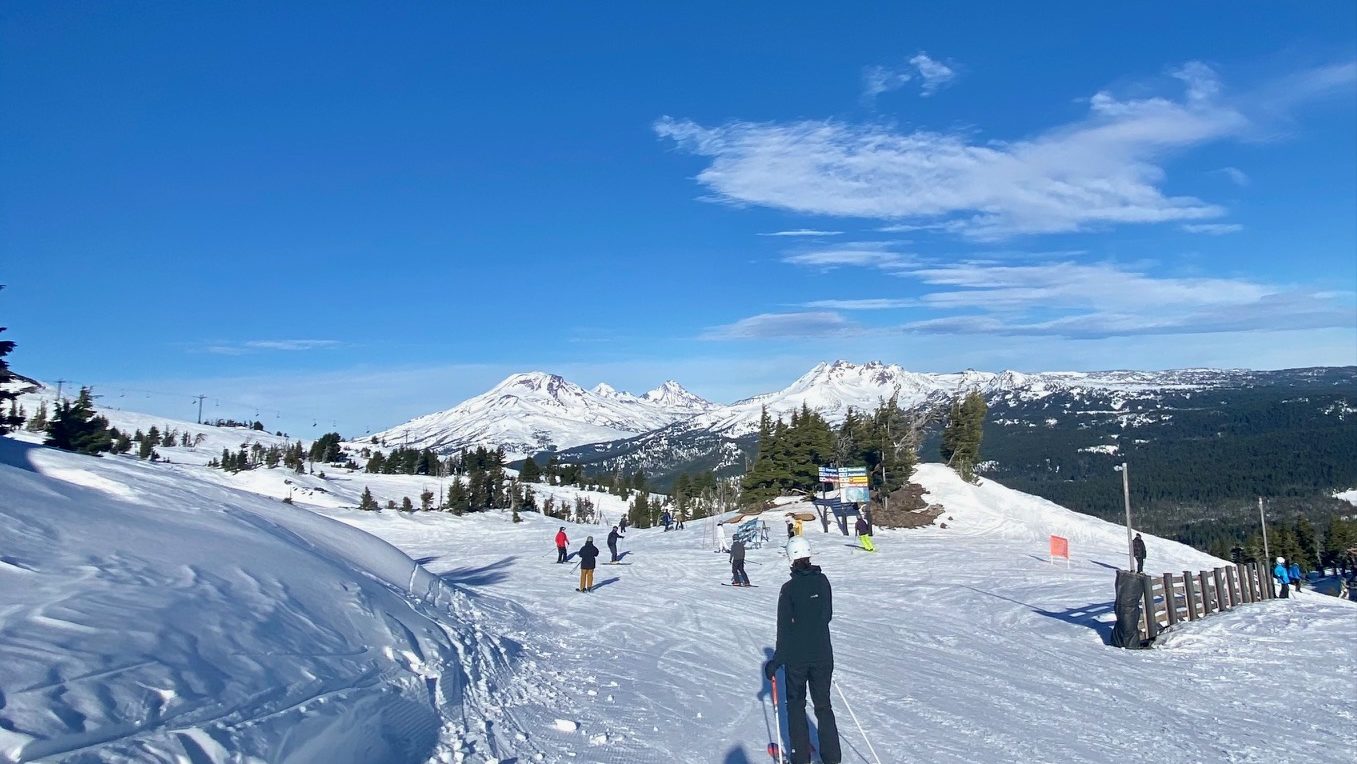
[
  {"xmin": 358, "ymin": 487, "xmax": 378, "ymax": 510},
  {"xmin": 447, "ymin": 479, "xmax": 470, "ymax": 515},
  {"xmin": 941, "ymin": 391, "xmax": 987, "ymax": 482},
  {"xmin": 629, "ymin": 491, "xmax": 651, "ymax": 529},
  {"xmin": 27, "ymin": 400, "xmax": 48, "ymax": 432},
  {"xmin": 45, "ymin": 388, "xmax": 113, "ymax": 455},
  {"xmin": 520, "ymin": 457, "xmax": 542, "ymax": 483},
  {"xmin": 0, "ymin": 314, "xmax": 20, "ymax": 435},
  {"xmin": 138, "ymin": 432, "xmax": 157, "ymax": 460},
  {"xmin": 1294, "ymin": 516, "xmax": 1318, "ymax": 570},
  {"xmin": 420, "ymin": 489, "xmax": 434, "ymax": 511},
  {"xmin": 401, "ymin": 496, "xmax": 414, "ymax": 512}
]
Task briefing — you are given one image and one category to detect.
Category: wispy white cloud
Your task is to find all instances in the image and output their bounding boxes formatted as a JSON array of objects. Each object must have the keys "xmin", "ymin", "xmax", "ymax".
[
  {"xmin": 910, "ymin": 53, "xmax": 956, "ymax": 96},
  {"xmin": 781, "ymin": 243, "xmax": 912, "ymax": 271},
  {"xmin": 1216, "ymin": 166, "xmax": 1250, "ymax": 186},
  {"xmin": 757, "ymin": 229, "xmax": 844, "ymax": 237},
  {"xmin": 861, "ymin": 51, "xmax": 956, "ymax": 102},
  {"xmin": 702, "ymin": 312, "xmax": 860, "ymax": 340},
  {"xmin": 657, "ymin": 61, "xmax": 1355, "ymax": 240},
  {"xmin": 802, "ymin": 298, "xmax": 915, "ymax": 310},
  {"xmin": 897, "ymin": 260, "xmax": 1353, "ymax": 338},
  {"xmin": 203, "ymin": 339, "xmax": 342, "ymax": 355},
  {"xmin": 1181, "ymin": 222, "xmax": 1243, "ymax": 235}
]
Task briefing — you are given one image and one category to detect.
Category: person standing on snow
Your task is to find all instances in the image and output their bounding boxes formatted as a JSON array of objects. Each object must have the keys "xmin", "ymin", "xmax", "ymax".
[
  {"xmin": 619, "ymin": 515, "xmax": 629, "ymax": 533},
  {"xmin": 555, "ymin": 527, "xmax": 570, "ymax": 564},
  {"xmin": 854, "ymin": 515, "xmax": 875, "ymax": 552},
  {"xmin": 1289, "ymin": 561, "xmax": 1303, "ymax": 592},
  {"xmin": 1274, "ymin": 557, "xmax": 1290, "ymax": 598},
  {"xmin": 764, "ymin": 536, "xmax": 841, "ymax": 764},
  {"xmin": 729, "ymin": 538, "xmax": 751, "ymax": 586},
  {"xmin": 785, "ymin": 514, "xmax": 795, "ymax": 539},
  {"xmin": 662, "ymin": 510, "xmax": 673, "ymax": 532},
  {"xmin": 716, "ymin": 521, "xmax": 729, "ymax": 553},
  {"xmin": 577, "ymin": 536, "xmax": 600, "ymax": 592},
  {"xmin": 1132, "ymin": 533, "xmax": 1147, "ymax": 574},
  {"xmin": 607, "ymin": 525, "xmax": 624, "ymax": 563}
]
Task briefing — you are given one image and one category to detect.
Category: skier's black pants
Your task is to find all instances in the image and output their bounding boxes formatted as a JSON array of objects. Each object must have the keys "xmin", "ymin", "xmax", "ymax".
[
  {"xmin": 731, "ymin": 559, "xmax": 750, "ymax": 585},
  {"xmin": 784, "ymin": 661, "xmax": 841, "ymax": 764},
  {"xmin": 1135, "ymin": 556, "xmax": 1144, "ymax": 574},
  {"xmin": 556, "ymin": 545, "xmax": 567, "ymax": 563},
  {"xmin": 608, "ymin": 542, "xmax": 618, "ymax": 562}
]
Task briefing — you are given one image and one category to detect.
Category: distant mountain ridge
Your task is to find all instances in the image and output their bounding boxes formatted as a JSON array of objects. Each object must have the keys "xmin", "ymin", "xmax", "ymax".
[
  {"xmin": 367, "ymin": 360, "xmax": 1302, "ymax": 461},
  {"xmin": 368, "ymin": 372, "xmax": 715, "ymax": 457}
]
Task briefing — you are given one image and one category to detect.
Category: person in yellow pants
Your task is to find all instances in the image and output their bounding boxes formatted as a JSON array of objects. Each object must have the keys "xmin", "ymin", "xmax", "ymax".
[
  {"xmin": 855, "ymin": 516, "xmax": 876, "ymax": 552},
  {"xmin": 577, "ymin": 536, "xmax": 599, "ymax": 591}
]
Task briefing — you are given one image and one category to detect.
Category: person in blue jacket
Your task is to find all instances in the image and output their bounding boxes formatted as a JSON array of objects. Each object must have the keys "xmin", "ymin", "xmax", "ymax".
[
  {"xmin": 1289, "ymin": 561, "xmax": 1303, "ymax": 593},
  {"xmin": 1273, "ymin": 557, "xmax": 1290, "ymax": 598}
]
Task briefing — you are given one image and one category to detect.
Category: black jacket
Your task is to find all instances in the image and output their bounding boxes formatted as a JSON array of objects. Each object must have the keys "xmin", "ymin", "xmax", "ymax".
[
  {"xmin": 773, "ymin": 565, "xmax": 833, "ymax": 666},
  {"xmin": 1133, "ymin": 537, "xmax": 1146, "ymax": 559},
  {"xmin": 607, "ymin": 529, "xmax": 622, "ymax": 546},
  {"xmin": 577, "ymin": 542, "xmax": 600, "ymax": 570},
  {"xmin": 729, "ymin": 540, "xmax": 746, "ymax": 562}
]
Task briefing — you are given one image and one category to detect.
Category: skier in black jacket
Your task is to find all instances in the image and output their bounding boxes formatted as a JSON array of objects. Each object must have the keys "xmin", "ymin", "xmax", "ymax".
[
  {"xmin": 607, "ymin": 525, "xmax": 624, "ymax": 563},
  {"xmin": 1133, "ymin": 533, "xmax": 1147, "ymax": 574},
  {"xmin": 729, "ymin": 538, "xmax": 751, "ymax": 586},
  {"xmin": 577, "ymin": 537, "xmax": 599, "ymax": 592},
  {"xmin": 764, "ymin": 536, "xmax": 841, "ymax": 764}
]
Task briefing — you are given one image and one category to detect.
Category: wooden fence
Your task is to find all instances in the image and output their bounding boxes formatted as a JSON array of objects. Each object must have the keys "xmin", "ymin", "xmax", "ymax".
[{"xmin": 1138, "ymin": 562, "xmax": 1276, "ymax": 641}]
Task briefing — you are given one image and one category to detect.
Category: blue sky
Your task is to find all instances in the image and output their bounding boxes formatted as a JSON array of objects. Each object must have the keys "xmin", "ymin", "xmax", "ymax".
[{"xmin": 2, "ymin": 2, "xmax": 1354, "ymax": 436}]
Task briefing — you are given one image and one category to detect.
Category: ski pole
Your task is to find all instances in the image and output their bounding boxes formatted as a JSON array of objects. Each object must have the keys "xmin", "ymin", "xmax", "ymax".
[
  {"xmin": 768, "ymin": 673, "xmax": 784, "ymax": 763},
  {"xmin": 833, "ymin": 680, "xmax": 882, "ymax": 764}
]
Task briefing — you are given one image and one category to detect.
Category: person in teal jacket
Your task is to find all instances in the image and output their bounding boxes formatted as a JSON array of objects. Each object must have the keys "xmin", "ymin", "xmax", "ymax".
[
  {"xmin": 1273, "ymin": 557, "xmax": 1290, "ymax": 598},
  {"xmin": 1289, "ymin": 562, "xmax": 1303, "ymax": 592}
]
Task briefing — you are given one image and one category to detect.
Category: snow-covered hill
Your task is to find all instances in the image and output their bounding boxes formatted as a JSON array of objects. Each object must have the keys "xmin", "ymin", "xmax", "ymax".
[
  {"xmin": 4, "ymin": 425, "xmax": 1353, "ymax": 762},
  {"xmin": 369, "ymin": 372, "xmax": 714, "ymax": 458}
]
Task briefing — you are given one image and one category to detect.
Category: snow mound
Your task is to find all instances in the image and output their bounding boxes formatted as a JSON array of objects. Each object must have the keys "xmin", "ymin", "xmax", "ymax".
[{"xmin": 0, "ymin": 439, "xmax": 520, "ymax": 763}]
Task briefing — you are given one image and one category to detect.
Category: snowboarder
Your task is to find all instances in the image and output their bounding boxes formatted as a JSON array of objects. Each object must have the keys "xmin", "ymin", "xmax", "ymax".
[
  {"xmin": 1274, "ymin": 556, "xmax": 1290, "ymax": 598},
  {"xmin": 1132, "ymin": 533, "xmax": 1147, "ymax": 574},
  {"xmin": 1289, "ymin": 561, "xmax": 1303, "ymax": 592},
  {"xmin": 607, "ymin": 525, "xmax": 624, "ymax": 563},
  {"xmin": 729, "ymin": 538, "xmax": 751, "ymax": 586},
  {"xmin": 764, "ymin": 536, "xmax": 841, "ymax": 764},
  {"xmin": 854, "ymin": 515, "xmax": 875, "ymax": 552},
  {"xmin": 577, "ymin": 536, "xmax": 600, "ymax": 592},
  {"xmin": 555, "ymin": 527, "xmax": 570, "ymax": 563},
  {"xmin": 716, "ymin": 521, "xmax": 729, "ymax": 553}
]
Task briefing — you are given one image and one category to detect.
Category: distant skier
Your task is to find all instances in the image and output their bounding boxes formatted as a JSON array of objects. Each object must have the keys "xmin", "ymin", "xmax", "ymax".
[
  {"xmin": 1132, "ymin": 533, "xmax": 1147, "ymax": 574},
  {"xmin": 729, "ymin": 538, "xmax": 751, "ymax": 586},
  {"xmin": 619, "ymin": 515, "xmax": 629, "ymax": 533},
  {"xmin": 793, "ymin": 516, "xmax": 804, "ymax": 537},
  {"xmin": 785, "ymin": 515, "xmax": 795, "ymax": 539},
  {"xmin": 607, "ymin": 525, "xmax": 624, "ymax": 563},
  {"xmin": 1274, "ymin": 557, "xmax": 1290, "ymax": 598},
  {"xmin": 764, "ymin": 536, "xmax": 841, "ymax": 764},
  {"xmin": 854, "ymin": 515, "xmax": 875, "ymax": 553},
  {"xmin": 716, "ymin": 521, "xmax": 729, "ymax": 553},
  {"xmin": 662, "ymin": 510, "xmax": 673, "ymax": 532},
  {"xmin": 577, "ymin": 536, "xmax": 600, "ymax": 592},
  {"xmin": 1289, "ymin": 561, "xmax": 1303, "ymax": 592},
  {"xmin": 555, "ymin": 527, "xmax": 570, "ymax": 564}
]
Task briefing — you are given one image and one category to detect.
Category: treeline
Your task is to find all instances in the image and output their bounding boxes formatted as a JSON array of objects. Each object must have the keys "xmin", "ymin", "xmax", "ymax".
[{"xmin": 741, "ymin": 398, "xmax": 921, "ymax": 507}]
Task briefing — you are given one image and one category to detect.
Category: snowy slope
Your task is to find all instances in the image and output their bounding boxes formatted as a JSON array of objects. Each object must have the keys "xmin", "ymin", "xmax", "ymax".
[
  {"xmin": 5, "ymin": 417, "xmax": 1353, "ymax": 763},
  {"xmin": 0, "ymin": 440, "xmax": 546, "ymax": 763},
  {"xmin": 369, "ymin": 372, "xmax": 714, "ymax": 458}
]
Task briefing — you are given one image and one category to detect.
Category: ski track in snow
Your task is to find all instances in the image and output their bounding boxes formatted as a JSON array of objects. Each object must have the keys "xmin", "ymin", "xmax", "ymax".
[{"xmin": 2, "ymin": 423, "xmax": 1355, "ymax": 763}]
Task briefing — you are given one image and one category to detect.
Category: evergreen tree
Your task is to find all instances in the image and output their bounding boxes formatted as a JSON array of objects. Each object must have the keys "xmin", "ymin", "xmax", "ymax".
[
  {"xmin": 112, "ymin": 430, "xmax": 132, "ymax": 454},
  {"xmin": 27, "ymin": 400, "xmax": 49, "ymax": 432},
  {"xmin": 629, "ymin": 491, "xmax": 652, "ymax": 529},
  {"xmin": 358, "ymin": 487, "xmax": 378, "ymax": 510},
  {"xmin": 45, "ymin": 388, "xmax": 113, "ymax": 455},
  {"xmin": 520, "ymin": 457, "xmax": 542, "ymax": 483},
  {"xmin": 0, "ymin": 312, "xmax": 20, "ymax": 435},
  {"xmin": 138, "ymin": 432, "xmax": 157, "ymax": 460},
  {"xmin": 401, "ymin": 496, "xmax": 414, "ymax": 512},
  {"xmin": 941, "ymin": 391, "xmax": 987, "ymax": 482},
  {"xmin": 1294, "ymin": 516, "xmax": 1318, "ymax": 570},
  {"xmin": 420, "ymin": 489, "xmax": 434, "ymax": 511},
  {"xmin": 447, "ymin": 479, "xmax": 470, "ymax": 515}
]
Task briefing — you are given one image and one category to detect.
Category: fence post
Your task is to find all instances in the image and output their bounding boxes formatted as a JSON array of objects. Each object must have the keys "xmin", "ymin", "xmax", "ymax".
[
  {"xmin": 1163, "ymin": 573, "xmax": 1178, "ymax": 626},
  {"xmin": 1248, "ymin": 562, "xmax": 1262, "ymax": 601},
  {"xmin": 1198, "ymin": 571, "xmax": 1213, "ymax": 614},
  {"xmin": 1213, "ymin": 567, "xmax": 1228, "ymax": 610},
  {"xmin": 1183, "ymin": 571, "xmax": 1198, "ymax": 620},
  {"xmin": 1233, "ymin": 564, "xmax": 1248, "ymax": 604},
  {"xmin": 1141, "ymin": 576, "xmax": 1159, "ymax": 640}
]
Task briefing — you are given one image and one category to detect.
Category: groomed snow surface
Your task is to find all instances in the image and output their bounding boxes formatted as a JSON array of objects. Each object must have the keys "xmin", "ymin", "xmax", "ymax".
[{"xmin": 3, "ymin": 438, "xmax": 1355, "ymax": 763}]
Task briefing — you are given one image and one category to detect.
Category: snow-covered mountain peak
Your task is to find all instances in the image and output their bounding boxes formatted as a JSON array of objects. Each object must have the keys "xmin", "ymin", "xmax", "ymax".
[{"xmin": 642, "ymin": 380, "xmax": 712, "ymax": 411}]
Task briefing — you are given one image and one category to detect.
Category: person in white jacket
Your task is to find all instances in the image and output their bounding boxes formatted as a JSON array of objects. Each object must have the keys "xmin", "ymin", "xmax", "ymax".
[{"xmin": 715, "ymin": 521, "xmax": 729, "ymax": 553}]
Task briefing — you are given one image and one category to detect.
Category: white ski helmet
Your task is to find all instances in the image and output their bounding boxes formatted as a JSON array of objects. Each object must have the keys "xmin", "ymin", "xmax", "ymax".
[
  {"xmin": 786, "ymin": 536, "xmax": 811, "ymax": 562},
  {"xmin": 1276, "ymin": 556, "xmax": 1285, "ymax": 564}
]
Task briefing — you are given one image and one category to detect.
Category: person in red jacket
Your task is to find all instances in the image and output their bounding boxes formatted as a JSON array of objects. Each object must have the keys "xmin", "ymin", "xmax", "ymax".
[{"xmin": 555, "ymin": 527, "xmax": 569, "ymax": 563}]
